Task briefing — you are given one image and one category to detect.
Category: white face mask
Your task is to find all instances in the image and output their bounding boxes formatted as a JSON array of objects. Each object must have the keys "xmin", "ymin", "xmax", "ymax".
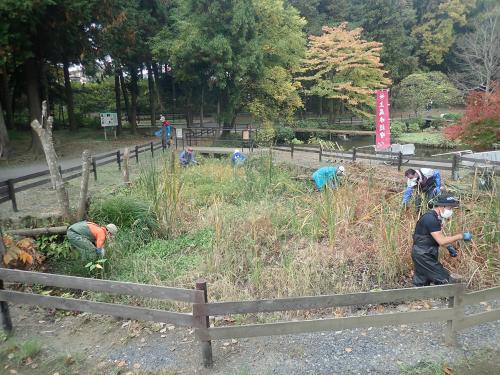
[
  {"xmin": 407, "ymin": 177, "xmax": 417, "ymax": 188},
  {"xmin": 440, "ymin": 208, "xmax": 453, "ymax": 219}
]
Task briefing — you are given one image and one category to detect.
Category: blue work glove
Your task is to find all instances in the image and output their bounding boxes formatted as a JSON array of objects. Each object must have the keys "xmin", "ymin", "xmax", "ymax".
[
  {"xmin": 96, "ymin": 247, "xmax": 105, "ymax": 256},
  {"xmin": 433, "ymin": 187, "xmax": 441, "ymax": 195},
  {"xmin": 462, "ymin": 232, "xmax": 472, "ymax": 241}
]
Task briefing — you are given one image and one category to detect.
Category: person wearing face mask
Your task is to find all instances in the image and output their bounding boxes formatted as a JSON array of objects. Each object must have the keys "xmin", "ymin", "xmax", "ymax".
[
  {"xmin": 411, "ymin": 194, "xmax": 472, "ymax": 287},
  {"xmin": 402, "ymin": 168, "xmax": 442, "ymax": 211}
]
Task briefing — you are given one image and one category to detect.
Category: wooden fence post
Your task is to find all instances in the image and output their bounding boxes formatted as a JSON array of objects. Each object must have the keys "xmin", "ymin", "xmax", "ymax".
[
  {"xmin": 397, "ymin": 152, "xmax": 403, "ymax": 171},
  {"xmin": 319, "ymin": 145, "xmax": 323, "ymax": 162},
  {"xmin": 116, "ymin": 150, "xmax": 121, "ymax": 170},
  {"xmin": 445, "ymin": 283, "xmax": 465, "ymax": 346},
  {"xmin": 123, "ymin": 148, "xmax": 130, "ymax": 185},
  {"xmin": 195, "ymin": 280, "xmax": 213, "ymax": 367},
  {"xmin": 77, "ymin": 150, "xmax": 91, "ymax": 221},
  {"xmin": 291, "ymin": 143, "xmax": 294, "ymax": 159},
  {"xmin": 135, "ymin": 146, "xmax": 139, "ymax": 163},
  {"xmin": 451, "ymin": 154, "xmax": 460, "ymax": 180},
  {"xmin": 7, "ymin": 180, "xmax": 17, "ymax": 212},
  {"xmin": 0, "ymin": 230, "xmax": 13, "ymax": 334},
  {"xmin": 150, "ymin": 141, "xmax": 154, "ymax": 157},
  {"xmin": 352, "ymin": 147, "xmax": 357, "ymax": 162},
  {"xmin": 91, "ymin": 157, "xmax": 97, "ymax": 181}
]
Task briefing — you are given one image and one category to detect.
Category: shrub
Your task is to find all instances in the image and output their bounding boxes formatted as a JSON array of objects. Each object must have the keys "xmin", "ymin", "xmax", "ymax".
[
  {"xmin": 407, "ymin": 122, "xmax": 421, "ymax": 132},
  {"xmin": 390, "ymin": 120, "xmax": 406, "ymax": 136},
  {"xmin": 361, "ymin": 120, "xmax": 376, "ymax": 131},
  {"xmin": 291, "ymin": 138, "xmax": 303, "ymax": 145},
  {"xmin": 275, "ymin": 127, "xmax": 295, "ymax": 144},
  {"xmin": 294, "ymin": 118, "xmax": 328, "ymax": 129},
  {"xmin": 430, "ymin": 118, "xmax": 447, "ymax": 129},
  {"xmin": 462, "ymin": 117, "xmax": 500, "ymax": 150},
  {"xmin": 442, "ymin": 113, "xmax": 462, "ymax": 121}
]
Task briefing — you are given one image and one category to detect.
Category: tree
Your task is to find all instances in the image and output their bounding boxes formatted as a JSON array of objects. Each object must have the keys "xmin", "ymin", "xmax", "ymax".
[
  {"xmin": 349, "ymin": 0, "xmax": 418, "ymax": 83},
  {"xmin": 30, "ymin": 101, "xmax": 71, "ymax": 219},
  {"xmin": 451, "ymin": 7, "xmax": 500, "ymax": 93},
  {"xmin": 297, "ymin": 23, "xmax": 391, "ymax": 122},
  {"xmin": 412, "ymin": 0, "xmax": 476, "ymax": 66},
  {"xmin": 393, "ymin": 71, "xmax": 462, "ymax": 114}
]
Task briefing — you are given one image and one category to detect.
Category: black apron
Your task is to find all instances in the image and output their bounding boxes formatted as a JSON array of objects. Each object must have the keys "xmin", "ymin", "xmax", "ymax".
[{"xmin": 411, "ymin": 233, "xmax": 450, "ymax": 286}]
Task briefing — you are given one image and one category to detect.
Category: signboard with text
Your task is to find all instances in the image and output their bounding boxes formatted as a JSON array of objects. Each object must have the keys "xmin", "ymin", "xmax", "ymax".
[
  {"xmin": 100, "ymin": 113, "xmax": 118, "ymax": 128},
  {"xmin": 375, "ymin": 89, "xmax": 391, "ymax": 150}
]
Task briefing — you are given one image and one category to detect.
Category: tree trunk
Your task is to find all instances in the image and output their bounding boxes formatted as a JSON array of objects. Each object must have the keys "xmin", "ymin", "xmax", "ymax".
[
  {"xmin": 40, "ymin": 61, "xmax": 50, "ymax": 110},
  {"xmin": 63, "ymin": 59, "xmax": 78, "ymax": 131},
  {"xmin": 185, "ymin": 86, "xmax": 193, "ymax": 127},
  {"xmin": 122, "ymin": 147, "xmax": 130, "ymax": 185},
  {"xmin": 328, "ymin": 98, "xmax": 335, "ymax": 124},
  {"xmin": 172, "ymin": 75, "xmax": 176, "ymax": 116},
  {"xmin": 217, "ymin": 92, "xmax": 221, "ymax": 127},
  {"xmin": 147, "ymin": 63, "xmax": 156, "ymax": 127},
  {"xmin": 77, "ymin": 150, "xmax": 91, "ymax": 220},
  {"xmin": 152, "ymin": 63, "xmax": 164, "ymax": 111},
  {"xmin": 0, "ymin": 67, "xmax": 14, "ymax": 130},
  {"xmin": 0, "ymin": 101, "xmax": 9, "ymax": 158},
  {"xmin": 30, "ymin": 101, "xmax": 71, "ymax": 220},
  {"xmin": 114, "ymin": 70, "xmax": 122, "ymax": 134},
  {"xmin": 129, "ymin": 67, "xmax": 138, "ymax": 134},
  {"xmin": 319, "ymin": 96, "xmax": 323, "ymax": 117},
  {"xmin": 119, "ymin": 69, "xmax": 131, "ymax": 124},
  {"xmin": 24, "ymin": 58, "xmax": 44, "ymax": 154},
  {"xmin": 6, "ymin": 226, "xmax": 68, "ymax": 237},
  {"xmin": 200, "ymin": 85, "xmax": 204, "ymax": 126}
]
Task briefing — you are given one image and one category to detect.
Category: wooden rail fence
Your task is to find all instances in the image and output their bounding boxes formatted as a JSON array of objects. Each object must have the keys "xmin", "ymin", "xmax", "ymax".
[
  {"xmin": 273, "ymin": 145, "xmax": 500, "ymax": 177},
  {"xmin": 0, "ymin": 268, "xmax": 499, "ymax": 367}
]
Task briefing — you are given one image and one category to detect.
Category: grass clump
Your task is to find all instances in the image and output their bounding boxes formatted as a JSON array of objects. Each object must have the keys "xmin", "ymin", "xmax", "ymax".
[{"xmin": 0, "ymin": 338, "xmax": 42, "ymax": 366}]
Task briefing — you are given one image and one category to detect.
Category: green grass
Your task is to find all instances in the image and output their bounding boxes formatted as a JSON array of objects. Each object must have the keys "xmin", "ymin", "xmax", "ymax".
[
  {"xmin": 399, "ymin": 349, "xmax": 500, "ymax": 375},
  {"xmin": 396, "ymin": 130, "xmax": 458, "ymax": 147},
  {"xmin": 0, "ymin": 338, "xmax": 42, "ymax": 366}
]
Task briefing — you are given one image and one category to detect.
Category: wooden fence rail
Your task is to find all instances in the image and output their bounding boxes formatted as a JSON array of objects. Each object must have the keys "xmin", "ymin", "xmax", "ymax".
[{"xmin": 0, "ymin": 268, "xmax": 499, "ymax": 368}]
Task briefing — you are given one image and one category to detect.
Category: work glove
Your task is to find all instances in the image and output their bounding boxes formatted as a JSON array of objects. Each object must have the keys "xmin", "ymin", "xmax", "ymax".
[
  {"xmin": 96, "ymin": 247, "xmax": 105, "ymax": 256},
  {"xmin": 433, "ymin": 187, "xmax": 441, "ymax": 195},
  {"xmin": 462, "ymin": 232, "xmax": 472, "ymax": 241},
  {"xmin": 447, "ymin": 245, "xmax": 458, "ymax": 257}
]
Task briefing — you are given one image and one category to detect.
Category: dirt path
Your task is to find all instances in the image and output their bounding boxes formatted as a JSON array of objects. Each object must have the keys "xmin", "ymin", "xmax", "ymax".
[{"xmin": 2, "ymin": 300, "xmax": 498, "ymax": 374}]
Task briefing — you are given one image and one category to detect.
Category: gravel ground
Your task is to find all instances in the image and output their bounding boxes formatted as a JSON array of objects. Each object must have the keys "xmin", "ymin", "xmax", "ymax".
[{"xmin": 3, "ymin": 300, "xmax": 498, "ymax": 374}]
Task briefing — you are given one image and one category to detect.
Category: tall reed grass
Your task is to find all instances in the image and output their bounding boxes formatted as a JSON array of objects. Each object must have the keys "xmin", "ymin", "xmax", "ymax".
[{"xmin": 81, "ymin": 156, "xmax": 498, "ymax": 308}]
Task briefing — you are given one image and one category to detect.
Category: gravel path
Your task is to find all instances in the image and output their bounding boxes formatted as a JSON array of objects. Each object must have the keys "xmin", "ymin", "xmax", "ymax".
[{"xmin": 3, "ymin": 301, "xmax": 499, "ymax": 374}]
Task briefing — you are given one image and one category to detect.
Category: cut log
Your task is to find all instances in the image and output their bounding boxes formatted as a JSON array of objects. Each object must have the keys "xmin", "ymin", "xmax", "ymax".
[{"xmin": 6, "ymin": 226, "xmax": 68, "ymax": 237}]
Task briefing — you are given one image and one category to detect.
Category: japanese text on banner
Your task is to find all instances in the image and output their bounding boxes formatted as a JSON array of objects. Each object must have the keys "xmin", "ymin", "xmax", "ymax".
[{"xmin": 375, "ymin": 89, "xmax": 391, "ymax": 149}]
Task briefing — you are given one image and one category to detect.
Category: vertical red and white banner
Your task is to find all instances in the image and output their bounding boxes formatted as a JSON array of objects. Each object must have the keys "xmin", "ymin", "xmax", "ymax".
[{"xmin": 375, "ymin": 89, "xmax": 391, "ymax": 150}]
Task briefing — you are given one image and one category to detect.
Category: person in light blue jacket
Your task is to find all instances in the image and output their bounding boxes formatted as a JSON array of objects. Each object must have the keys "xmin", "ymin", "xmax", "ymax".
[
  {"xmin": 403, "ymin": 168, "xmax": 441, "ymax": 211},
  {"xmin": 312, "ymin": 165, "xmax": 345, "ymax": 190},
  {"xmin": 231, "ymin": 149, "xmax": 246, "ymax": 166}
]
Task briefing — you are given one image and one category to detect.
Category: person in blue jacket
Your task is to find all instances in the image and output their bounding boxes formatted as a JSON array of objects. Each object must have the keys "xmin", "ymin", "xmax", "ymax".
[
  {"xmin": 312, "ymin": 165, "xmax": 345, "ymax": 191},
  {"xmin": 231, "ymin": 149, "xmax": 246, "ymax": 166},
  {"xmin": 403, "ymin": 168, "xmax": 441, "ymax": 211},
  {"xmin": 179, "ymin": 147, "xmax": 197, "ymax": 167}
]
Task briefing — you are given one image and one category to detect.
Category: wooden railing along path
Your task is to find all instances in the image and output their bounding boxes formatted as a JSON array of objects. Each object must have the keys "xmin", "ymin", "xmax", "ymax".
[{"xmin": 0, "ymin": 268, "xmax": 499, "ymax": 367}]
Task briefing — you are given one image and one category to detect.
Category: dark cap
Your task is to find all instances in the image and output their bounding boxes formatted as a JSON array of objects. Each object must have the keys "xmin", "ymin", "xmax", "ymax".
[{"xmin": 433, "ymin": 193, "xmax": 460, "ymax": 207}]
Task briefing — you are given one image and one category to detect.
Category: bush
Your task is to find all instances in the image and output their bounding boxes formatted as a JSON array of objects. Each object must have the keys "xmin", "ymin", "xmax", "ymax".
[
  {"xmin": 462, "ymin": 117, "xmax": 500, "ymax": 150},
  {"xmin": 294, "ymin": 118, "xmax": 329, "ymax": 129},
  {"xmin": 390, "ymin": 120, "xmax": 406, "ymax": 136},
  {"xmin": 430, "ymin": 118, "xmax": 447, "ymax": 129},
  {"xmin": 89, "ymin": 195, "xmax": 158, "ymax": 231},
  {"xmin": 361, "ymin": 120, "xmax": 376, "ymax": 131},
  {"xmin": 407, "ymin": 122, "xmax": 421, "ymax": 132},
  {"xmin": 275, "ymin": 127, "xmax": 295, "ymax": 144},
  {"xmin": 291, "ymin": 138, "xmax": 303, "ymax": 145},
  {"xmin": 442, "ymin": 113, "xmax": 462, "ymax": 121}
]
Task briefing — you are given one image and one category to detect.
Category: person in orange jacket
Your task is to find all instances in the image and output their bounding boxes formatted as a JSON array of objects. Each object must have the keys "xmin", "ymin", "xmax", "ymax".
[{"xmin": 66, "ymin": 221, "xmax": 118, "ymax": 258}]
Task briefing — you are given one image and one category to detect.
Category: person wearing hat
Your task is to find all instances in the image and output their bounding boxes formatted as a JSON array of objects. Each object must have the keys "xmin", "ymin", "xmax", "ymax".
[
  {"xmin": 179, "ymin": 147, "xmax": 198, "ymax": 167},
  {"xmin": 231, "ymin": 149, "xmax": 246, "ymax": 166},
  {"xmin": 312, "ymin": 165, "xmax": 345, "ymax": 191},
  {"xmin": 402, "ymin": 168, "xmax": 442, "ymax": 211},
  {"xmin": 66, "ymin": 221, "xmax": 118, "ymax": 258},
  {"xmin": 411, "ymin": 193, "xmax": 472, "ymax": 286}
]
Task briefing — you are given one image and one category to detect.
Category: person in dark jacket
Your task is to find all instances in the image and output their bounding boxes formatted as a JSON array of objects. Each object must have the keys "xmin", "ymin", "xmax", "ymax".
[
  {"xmin": 411, "ymin": 194, "xmax": 472, "ymax": 286},
  {"xmin": 179, "ymin": 147, "xmax": 197, "ymax": 167}
]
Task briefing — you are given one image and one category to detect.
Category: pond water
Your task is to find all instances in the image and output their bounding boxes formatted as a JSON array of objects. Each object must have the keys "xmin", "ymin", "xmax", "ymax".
[{"xmin": 296, "ymin": 134, "xmax": 469, "ymax": 158}]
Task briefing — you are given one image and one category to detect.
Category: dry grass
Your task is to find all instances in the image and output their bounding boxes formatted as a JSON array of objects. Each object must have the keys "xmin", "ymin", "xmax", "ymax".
[{"xmin": 94, "ymin": 155, "xmax": 498, "ymax": 307}]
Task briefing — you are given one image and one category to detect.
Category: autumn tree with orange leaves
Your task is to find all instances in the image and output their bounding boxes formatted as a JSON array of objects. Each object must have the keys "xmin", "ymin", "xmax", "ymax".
[{"xmin": 297, "ymin": 23, "xmax": 391, "ymax": 123}]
